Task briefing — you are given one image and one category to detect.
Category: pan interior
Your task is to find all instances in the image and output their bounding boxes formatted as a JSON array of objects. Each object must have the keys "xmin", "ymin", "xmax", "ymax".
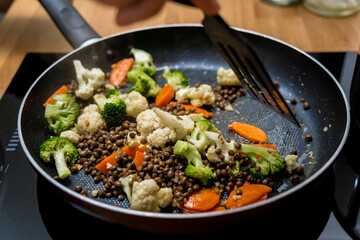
[{"xmin": 19, "ymin": 26, "xmax": 348, "ymax": 212}]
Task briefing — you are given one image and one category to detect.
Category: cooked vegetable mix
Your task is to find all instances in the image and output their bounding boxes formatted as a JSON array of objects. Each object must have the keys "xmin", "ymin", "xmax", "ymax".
[{"xmin": 40, "ymin": 48, "xmax": 304, "ymax": 213}]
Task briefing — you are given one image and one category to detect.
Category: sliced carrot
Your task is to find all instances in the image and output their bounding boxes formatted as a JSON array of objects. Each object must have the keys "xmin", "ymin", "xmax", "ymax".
[
  {"xmin": 110, "ymin": 58, "xmax": 134, "ymax": 87},
  {"xmin": 122, "ymin": 142, "xmax": 139, "ymax": 158},
  {"xmin": 95, "ymin": 150, "xmax": 121, "ymax": 175},
  {"xmin": 138, "ymin": 145, "xmax": 148, "ymax": 152},
  {"xmin": 122, "ymin": 142, "xmax": 147, "ymax": 158},
  {"xmin": 169, "ymin": 101, "xmax": 213, "ymax": 119},
  {"xmin": 228, "ymin": 122, "xmax": 267, "ymax": 143},
  {"xmin": 179, "ymin": 187, "xmax": 221, "ymax": 212},
  {"xmin": 43, "ymin": 85, "xmax": 68, "ymax": 107},
  {"xmin": 225, "ymin": 183, "xmax": 272, "ymax": 209},
  {"xmin": 177, "ymin": 203, "xmax": 226, "ymax": 213},
  {"xmin": 156, "ymin": 84, "xmax": 175, "ymax": 107},
  {"xmin": 210, "ymin": 205, "xmax": 226, "ymax": 212},
  {"xmin": 134, "ymin": 151, "xmax": 146, "ymax": 171}
]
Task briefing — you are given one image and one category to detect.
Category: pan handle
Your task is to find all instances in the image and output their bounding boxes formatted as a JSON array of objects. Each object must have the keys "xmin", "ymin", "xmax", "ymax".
[{"xmin": 39, "ymin": 0, "xmax": 101, "ymax": 49}]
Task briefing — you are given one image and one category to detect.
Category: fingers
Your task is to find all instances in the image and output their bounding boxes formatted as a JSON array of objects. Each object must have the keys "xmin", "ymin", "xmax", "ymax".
[
  {"xmin": 114, "ymin": 0, "xmax": 167, "ymax": 25},
  {"xmin": 190, "ymin": 0, "xmax": 220, "ymax": 15},
  {"xmin": 94, "ymin": 0, "xmax": 220, "ymax": 25},
  {"xmin": 95, "ymin": 0, "xmax": 138, "ymax": 9}
]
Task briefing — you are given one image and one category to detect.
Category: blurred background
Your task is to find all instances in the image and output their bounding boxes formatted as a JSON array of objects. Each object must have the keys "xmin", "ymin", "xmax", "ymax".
[{"xmin": 0, "ymin": 0, "xmax": 12, "ymax": 21}]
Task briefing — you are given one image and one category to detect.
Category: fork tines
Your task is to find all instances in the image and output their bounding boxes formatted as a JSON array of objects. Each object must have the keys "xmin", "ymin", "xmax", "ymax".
[{"xmin": 202, "ymin": 14, "xmax": 299, "ymax": 126}]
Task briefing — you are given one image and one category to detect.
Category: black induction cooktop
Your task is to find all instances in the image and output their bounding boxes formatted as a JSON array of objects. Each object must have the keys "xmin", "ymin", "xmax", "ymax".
[{"xmin": 0, "ymin": 52, "xmax": 357, "ymax": 239}]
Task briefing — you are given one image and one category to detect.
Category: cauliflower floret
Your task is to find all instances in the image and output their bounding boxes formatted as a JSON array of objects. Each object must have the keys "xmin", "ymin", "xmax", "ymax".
[
  {"xmin": 119, "ymin": 174, "xmax": 136, "ymax": 203},
  {"xmin": 75, "ymin": 104, "xmax": 105, "ymax": 134},
  {"xmin": 204, "ymin": 131, "xmax": 237, "ymax": 163},
  {"xmin": 284, "ymin": 154, "xmax": 300, "ymax": 174},
  {"xmin": 157, "ymin": 187, "xmax": 173, "ymax": 208},
  {"xmin": 123, "ymin": 91, "xmax": 149, "ymax": 118},
  {"xmin": 73, "ymin": 60, "xmax": 105, "ymax": 100},
  {"xmin": 217, "ymin": 67, "xmax": 241, "ymax": 86},
  {"xmin": 136, "ymin": 109, "xmax": 179, "ymax": 148},
  {"xmin": 175, "ymin": 84, "xmax": 215, "ymax": 107},
  {"xmin": 136, "ymin": 109, "xmax": 165, "ymax": 137},
  {"xmin": 146, "ymin": 127, "xmax": 177, "ymax": 148},
  {"xmin": 153, "ymin": 108, "xmax": 194, "ymax": 140},
  {"xmin": 59, "ymin": 130, "xmax": 80, "ymax": 144},
  {"xmin": 205, "ymin": 145, "xmax": 221, "ymax": 163},
  {"xmin": 130, "ymin": 179, "xmax": 173, "ymax": 212}
]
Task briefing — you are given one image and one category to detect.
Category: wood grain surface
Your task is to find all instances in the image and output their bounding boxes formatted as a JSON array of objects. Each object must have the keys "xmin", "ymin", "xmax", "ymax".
[{"xmin": 0, "ymin": 0, "xmax": 359, "ymax": 98}]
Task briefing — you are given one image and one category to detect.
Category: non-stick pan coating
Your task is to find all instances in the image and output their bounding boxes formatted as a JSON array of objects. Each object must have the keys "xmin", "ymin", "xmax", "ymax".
[{"xmin": 18, "ymin": 25, "xmax": 349, "ymax": 232}]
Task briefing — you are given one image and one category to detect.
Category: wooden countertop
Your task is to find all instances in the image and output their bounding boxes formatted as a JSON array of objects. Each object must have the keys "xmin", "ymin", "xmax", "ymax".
[{"xmin": 0, "ymin": 0, "xmax": 359, "ymax": 98}]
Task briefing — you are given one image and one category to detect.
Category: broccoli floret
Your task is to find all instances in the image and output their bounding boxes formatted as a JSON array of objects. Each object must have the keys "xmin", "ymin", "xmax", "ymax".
[
  {"xmin": 93, "ymin": 91, "xmax": 127, "ymax": 128},
  {"xmin": 44, "ymin": 94, "xmax": 80, "ymax": 134},
  {"xmin": 130, "ymin": 47, "xmax": 156, "ymax": 76},
  {"xmin": 163, "ymin": 70, "xmax": 189, "ymax": 91},
  {"xmin": 127, "ymin": 68, "xmax": 143, "ymax": 84},
  {"xmin": 127, "ymin": 48, "xmax": 160, "ymax": 98},
  {"xmin": 128, "ymin": 78, "xmax": 150, "ymax": 96},
  {"xmin": 239, "ymin": 144, "xmax": 286, "ymax": 179},
  {"xmin": 246, "ymin": 153, "xmax": 271, "ymax": 179},
  {"xmin": 187, "ymin": 119, "xmax": 219, "ymax": 153},
  {"xmin": 127, "ymin": 68, "xmax": 160, "ymax": 97},
  {"xmin": 146, "ymin": 79, "xmax": 161, "ymax": 98},
  {"xmin": 105, "ymin": 89, "xmax": 121, "ymax": 98},
  {"xmin": 39, "ymin": 136, "xmax": 78, "ymax": 179},
  {"xmin": 231, "ymin": 160, "xmax": 241, "ymax": 176},
  {"xmin": 204, "ymin": 131, "xmax": 285, "ymax": 179},
  {"xmin": 102, "ymin": 100, "xmax": 127, "ymax": 128},
  {"xmin": 173, "ymin": 140, "xmax": 215, "ymax": 186}
]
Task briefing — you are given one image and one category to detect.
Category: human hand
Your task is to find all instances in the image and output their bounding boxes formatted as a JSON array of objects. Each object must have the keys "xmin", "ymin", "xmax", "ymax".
[{"xmin": 95, "ymin": 0, "xmax": 220, "ymax": 25}]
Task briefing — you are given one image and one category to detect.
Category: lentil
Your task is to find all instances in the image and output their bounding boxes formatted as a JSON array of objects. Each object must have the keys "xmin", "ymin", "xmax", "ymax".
[
  {"xmin": 305, "ymin": 134, "xmax": 313, "ymax": 142},
  {"xmin": 303, "ymin": 102, "xmax": 310, "ymax": 110}
]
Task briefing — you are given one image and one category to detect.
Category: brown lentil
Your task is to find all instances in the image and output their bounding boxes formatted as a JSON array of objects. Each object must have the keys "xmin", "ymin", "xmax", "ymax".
[
  {"xmin": 303, "ymin": 102, "xmax": 310, "ymax": 110},
  {"xmin": 305, "ymin": 134, "xmax": 313, "ymax": 142},
  {"xmin": 290, "ymin": 98, "xmax": 297, "ymax": 104},
  {"xmin": 74, "ymin": 185, "xmax": 82, "ymax": 193}
]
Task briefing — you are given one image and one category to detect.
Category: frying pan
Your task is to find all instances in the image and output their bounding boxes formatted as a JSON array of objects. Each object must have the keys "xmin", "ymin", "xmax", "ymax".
[{"xmin": 18, "ymin": 0, "xmax": 350, "ymax": 234}]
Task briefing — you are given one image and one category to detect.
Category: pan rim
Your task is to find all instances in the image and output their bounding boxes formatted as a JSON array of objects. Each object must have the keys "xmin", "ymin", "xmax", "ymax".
[{"xmin": 18, "ymin": 23, "xmax": 350, "ymax": 219}]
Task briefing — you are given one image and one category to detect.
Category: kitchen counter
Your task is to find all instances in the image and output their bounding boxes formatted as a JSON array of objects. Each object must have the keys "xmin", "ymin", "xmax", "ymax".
[{"xmin": 0, "ymin": 0, "xmax": 359, "ymax": 98}]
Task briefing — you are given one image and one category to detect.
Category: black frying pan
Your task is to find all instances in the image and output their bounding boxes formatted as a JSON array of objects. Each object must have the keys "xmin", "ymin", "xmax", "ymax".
[{"xmin": 18, "ymin": 0, "xmax": 350, "ymax": 234}]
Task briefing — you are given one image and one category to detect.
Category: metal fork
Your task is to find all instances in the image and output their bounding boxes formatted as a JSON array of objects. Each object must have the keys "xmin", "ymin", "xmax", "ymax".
[
  {"xmin": 202, "ymin": 14, "xmax": 299, "ymax": 126},
  {"xmin": 173, "ymin": 0, "xmax": 299, "ymax": 126}
]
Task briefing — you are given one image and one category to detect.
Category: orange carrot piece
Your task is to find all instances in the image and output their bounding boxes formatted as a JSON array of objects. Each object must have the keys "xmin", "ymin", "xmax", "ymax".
[
  {"xmin": 225, "ymin": 184, "xmax": 272, "ymax": 209},
  {"xmin": 122, "ymin": 142, "xmax": 139, "ymax": 158},
  {"xmin": 138, "ymin": 145, "xmax": 148, "ymax": 152},
  {"xmin": 134, "ymin": 151, "xmax": 146, "ymax": 171},
  {"xmin": 176, "ymin": 203, "xmax": 226, "ymax": 213},
  {"xmin": 228, "ymin": 122, "xmax": 267, "ymax": 143},
  {"xmin": 95, "ymin": 150, "xmax": 121, "ymax": 175},
  {"xmin": 210, "ymin": 205, "xmax": 226, "ymax": 212},
  {"xmin": 122, "ymin": 142, "xmax": 147, "ymax": 158},
  {"xmin": 110, "ymin": 58, "xmax": 134, "ymax": 87},
  {"xmin": 156, "ymin": 84, "xmax": 175, "ymax": 107},
  {"xmin": 43, "ymin": 85, "xmax": 68, "ymax": 107},
  {"xmin": 180, "ymin": 187, "xmax": 221, "ymax": 212},
  {"xmin": 169, "ymin": 101, "xmax": 213, "ymax": 119}
]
